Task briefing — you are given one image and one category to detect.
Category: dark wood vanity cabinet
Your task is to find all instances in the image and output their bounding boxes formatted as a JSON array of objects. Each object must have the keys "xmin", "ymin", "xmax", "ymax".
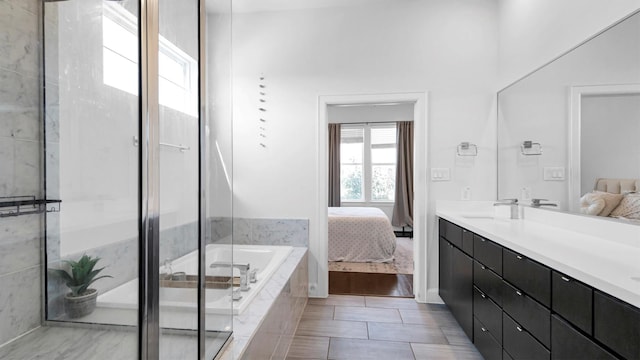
[
  {"xmin": 439, "ymin": 224, "xmax": 473, "ymax": 339},
  {"xmin": 594, "ymin": 291, "xmax": 640, "ymax": 360},
  {"xmin": 438, "ymin": 217, "xmax": 638, "ymax": 360}
]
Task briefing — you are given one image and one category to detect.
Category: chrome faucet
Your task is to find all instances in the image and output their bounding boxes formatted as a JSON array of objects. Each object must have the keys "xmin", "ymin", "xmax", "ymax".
[
  {"xmin": 494, "ymin": 198, "xmax": 519, "ymax": 219},
  {"xmin": 531, "ymin": 199, "xmax": 557, "ymax": 208},
  {"xmin": 209, "ymin": 262, "xmax": 251, "ymax": 291}
]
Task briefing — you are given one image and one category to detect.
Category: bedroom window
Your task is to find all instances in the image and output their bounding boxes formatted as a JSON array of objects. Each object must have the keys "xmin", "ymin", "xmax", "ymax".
[{"xmin": 340, "ymin": 123, "xmax": 397, "ymax": 203}]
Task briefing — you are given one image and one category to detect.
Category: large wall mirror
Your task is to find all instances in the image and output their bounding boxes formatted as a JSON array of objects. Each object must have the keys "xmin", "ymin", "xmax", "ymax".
[{"xmin": 498, "ymin": 10, "xmax": 640, "ymax": 223}]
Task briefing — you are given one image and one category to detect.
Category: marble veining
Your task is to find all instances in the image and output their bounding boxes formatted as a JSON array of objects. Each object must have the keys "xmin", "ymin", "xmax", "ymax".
[
  {"xmin": 0, "ymin": 215, "xmax": 41, "ymax": 274},
  {"xmin": 220, "ymin": 248, "xmax": 308, "ymax": 360},
  {"xmin": 231, "ymin": 218, "xmax": 309, "ymax": 247},
  {"xmin": 0, "ymin": 1, "xmax": 39, "ymax": 80},
  {"xmin": 0, "ymin": 266, "xmax": 41, "ymax": 346}
]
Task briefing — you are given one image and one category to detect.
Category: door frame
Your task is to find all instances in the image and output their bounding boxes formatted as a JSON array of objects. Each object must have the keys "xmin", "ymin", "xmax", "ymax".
[
  {"xmin": 568, "ymin": 83, "xmax": 640, "ymax": 211},
  {"xmin": 315, "ymin": 92, "xmax": 429, "ymax": 301}
]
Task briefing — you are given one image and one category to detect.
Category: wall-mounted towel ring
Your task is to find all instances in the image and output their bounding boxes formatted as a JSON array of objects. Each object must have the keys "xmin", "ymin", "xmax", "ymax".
[
  {"xmin": 521, "ymin": 141, "xmax": 542, "ymax": 156},
  {"xmin": 457, "ymin": 142, "xmax": 478, "ymax": 156}
]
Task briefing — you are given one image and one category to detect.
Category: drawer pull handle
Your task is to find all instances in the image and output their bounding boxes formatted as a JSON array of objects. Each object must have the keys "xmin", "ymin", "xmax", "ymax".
[
  {"xmin": 481, "ymin": 265, "xmax": 486, "ymax": 270},
  {"xmin": 481, "ymin": 293, "xmax": 487, "ymax": 299},
  {"xmin": 516, "ymin": 326, "xmax": 523, "ymax": 332},
  {"xmin": 481, "ymin": 327, "xmax": 488, "ymax": 332},
  {"xmin": 516, "ymin": 290, "xmax": 522, "ymax": 296},
  {"xmin": 561, "ymin": 276, "xmax": 571, "ymax": 282},
  {"xmin": 516, "ymin": 255, "xmax": 524, "ymax": 260},
  {"xmin": 481, "ymin": 238, "xmax": 486, "ymax": 242}
]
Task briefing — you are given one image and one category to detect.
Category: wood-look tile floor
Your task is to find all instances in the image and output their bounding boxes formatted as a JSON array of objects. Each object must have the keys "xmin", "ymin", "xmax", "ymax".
[{"xmin": 287, "ymin": 295, "xmax": 483, "ymax": 360}]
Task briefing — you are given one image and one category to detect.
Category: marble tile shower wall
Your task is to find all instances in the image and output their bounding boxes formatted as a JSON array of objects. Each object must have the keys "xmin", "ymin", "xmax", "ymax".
[{"xmin": 0, "ymin": 0, "xmax": 43, "ymax": 346}]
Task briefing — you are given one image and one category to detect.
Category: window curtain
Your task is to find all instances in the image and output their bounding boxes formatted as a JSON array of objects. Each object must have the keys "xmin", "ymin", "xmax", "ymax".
[
  {"xmin": 392, "ymin": 121, "xmax": 414, "ymax": 227},
  {"xmin": 328, "ymin": 123, "xmax": 341, "ymax": 207}
]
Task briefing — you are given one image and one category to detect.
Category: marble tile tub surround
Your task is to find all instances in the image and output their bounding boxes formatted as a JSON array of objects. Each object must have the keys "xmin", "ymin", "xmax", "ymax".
[
  {"xmin": 436, "ymin": 201, "xmax": 640, "ymax": 308},
  {"xmin": 210, "ymin": 217, "xmax": 309, "ymax": 247},
  {"xmin": 219, "ymin": 248, "xmax": 308, "ymax": 360}
]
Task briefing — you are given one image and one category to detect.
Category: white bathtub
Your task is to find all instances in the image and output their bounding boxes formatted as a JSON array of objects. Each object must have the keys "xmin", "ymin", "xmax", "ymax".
[{"xmin": 96, "ymin": 244, "xmax": 293, "ymax": 324}]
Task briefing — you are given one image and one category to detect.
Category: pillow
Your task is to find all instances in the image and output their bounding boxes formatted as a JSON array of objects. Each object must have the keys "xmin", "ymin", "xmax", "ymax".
[
  {"xmin": 609, "ymin": 193, "xmax": 640, "ymax": 220},
  {"xmin": 579, "ymin": 192, "xmax": 606, "ymax": 215},
  {"xmin": 592, "ymin": 191, "xmax": 624, "ymax": 217}
]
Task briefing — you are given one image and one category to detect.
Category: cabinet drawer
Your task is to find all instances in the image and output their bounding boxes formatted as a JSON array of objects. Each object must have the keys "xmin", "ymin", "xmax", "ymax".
[
  {"xmin": 474, "ymin": 234, "xmax": 502, "ymax": 275},
  {"xmin": 551, "ymin": 315, "xmax": 617, "ymax": 360},
  {"xmin": 594, "ymin": 291, "xmax": 640, "ymax": 360},
  {"xmin": 474, "ymin": 316, "xmax": 502, "ymax": 360},
  {"xmin": 441, "ymin": 219, "xmax": 463, "ymax": 248},
  {"xmin": 503, "ymin": 313, "xmax": 550, "ymax": 360},
  {"xmin": 552, "ymin": 271, "xmax": 592, "ymax": 335},
  {"xmin": 503, "ymin": 281, "xmax": 550, "ymax": 348},
  {"xmin": 462, "ymin": 228, "xmax": 474, "ymax": 256},
  {"xmin": 503, "ymin": 249, "xmax": 551, "ymax": 307},
  {"xmin": 474, "ymin": 286, "xmax": 502, "ymax": 344},
  {"xmin": 474, "ymin": 260, "xmax": 504, "ymax": 306}
]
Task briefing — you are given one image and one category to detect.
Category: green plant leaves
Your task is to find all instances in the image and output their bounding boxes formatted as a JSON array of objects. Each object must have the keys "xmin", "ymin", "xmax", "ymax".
[{"xmin": 48, "ymin": 254, "xmax": 113, "ymax": 297}]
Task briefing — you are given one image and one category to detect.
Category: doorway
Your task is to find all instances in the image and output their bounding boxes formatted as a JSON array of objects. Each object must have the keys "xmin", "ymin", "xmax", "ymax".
[{"xmin": 315, "ymin": 92, "xmax": 429, "ymax": 301}]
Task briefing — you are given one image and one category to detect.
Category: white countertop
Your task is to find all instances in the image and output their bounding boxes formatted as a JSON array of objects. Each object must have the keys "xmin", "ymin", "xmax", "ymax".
[{"xmin": 436, "ymin": 203, "xmax": 640, "ymax": 308}]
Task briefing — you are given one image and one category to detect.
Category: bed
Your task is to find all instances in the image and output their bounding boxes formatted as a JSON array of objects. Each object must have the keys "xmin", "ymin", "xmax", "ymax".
[
  {"xmin": 579, "ymin": 178, "xmax": 640, "ymax": 223},
  {"xmin": 328, "ymin": 207, "xmax": 397, "ymax": 262}
]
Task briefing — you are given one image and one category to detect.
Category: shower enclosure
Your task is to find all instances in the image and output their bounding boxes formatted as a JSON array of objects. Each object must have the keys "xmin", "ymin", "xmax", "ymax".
[{"xmin": 42, "ymin": 0, "xmax": 233, "ymax": 358}]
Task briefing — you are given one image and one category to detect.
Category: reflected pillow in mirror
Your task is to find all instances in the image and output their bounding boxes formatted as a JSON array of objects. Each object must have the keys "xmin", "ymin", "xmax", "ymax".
[
  {"xmin": 579, "ymin": 192, "xmax": 606, "ymax": 215},
  {"xmin": 591, "ymin": 191, "xmax": 624, "ymax": 217},
  {"xmin": 609, "ymin": 193, "xmax": 640, "ymax": 220}
]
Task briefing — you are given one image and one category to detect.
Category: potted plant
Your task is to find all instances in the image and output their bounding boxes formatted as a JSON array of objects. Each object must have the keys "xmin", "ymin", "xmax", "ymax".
[{"xmin": 50, "ymin": 254, "xmax": 112, "ymax": 319}]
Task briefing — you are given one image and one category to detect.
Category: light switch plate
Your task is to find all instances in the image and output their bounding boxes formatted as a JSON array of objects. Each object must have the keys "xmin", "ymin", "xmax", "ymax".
[
  {"xmin": 543, "ymin": 167, "xmax": 565, "ymax": 181},
  {"xmin": 431, "ymin": 168, "xmax": 451, "ymax": 181}
]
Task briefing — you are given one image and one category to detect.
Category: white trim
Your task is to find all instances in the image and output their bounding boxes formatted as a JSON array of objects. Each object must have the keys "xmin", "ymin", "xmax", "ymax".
[
  {"xmin": 568, "ymin": 84, "xmax": 640, "ymax": 211},
  {"xmin": 316, "ymin": 92, "xmax": 429, "ymax": 302}
]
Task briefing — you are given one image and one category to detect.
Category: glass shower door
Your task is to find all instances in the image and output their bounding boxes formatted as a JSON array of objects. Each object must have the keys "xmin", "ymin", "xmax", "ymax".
[
  {"xmin": 156, "ymin": 0, "xmax": 201, "ymax": 358},
  {"xmin": 44, "ymin": 0, "xmax": 140, "ymax": 357}
]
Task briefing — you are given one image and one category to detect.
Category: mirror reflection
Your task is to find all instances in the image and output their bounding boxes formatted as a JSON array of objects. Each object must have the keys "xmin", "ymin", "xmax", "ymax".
[{"xmin": 497, "ymin": 10, "xmax": 640, "ymax": 224}]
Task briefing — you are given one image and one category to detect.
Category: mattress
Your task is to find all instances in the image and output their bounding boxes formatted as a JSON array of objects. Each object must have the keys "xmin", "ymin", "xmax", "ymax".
[{"xmin": 328, "ymin": 207, "xmax": 397, "ymax": 262}]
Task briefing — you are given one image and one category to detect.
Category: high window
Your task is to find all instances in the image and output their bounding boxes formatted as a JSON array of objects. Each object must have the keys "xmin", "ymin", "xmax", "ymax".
[
  {"xmin": 340, "ymin": 123, "xmax": 396, "ymax": 202},
  {"xmin": 102, "ymin": 4, "xmax": 198, "ymax": 116}
]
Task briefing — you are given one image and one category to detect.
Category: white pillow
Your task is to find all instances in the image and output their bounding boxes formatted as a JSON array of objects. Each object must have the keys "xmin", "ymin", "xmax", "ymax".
[
  {"xmin": 579, "ymin": 192, "xmax": 606, "ymax": 215},
  {"xmin": 609, "ymin": 193, "xmax": 640, "ymax": 220}
]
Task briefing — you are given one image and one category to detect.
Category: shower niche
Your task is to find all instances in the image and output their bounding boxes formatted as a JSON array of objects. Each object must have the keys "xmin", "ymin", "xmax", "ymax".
[{"xmin": 43, "ymin": 0, "xmax": 233, "ymax": 358}]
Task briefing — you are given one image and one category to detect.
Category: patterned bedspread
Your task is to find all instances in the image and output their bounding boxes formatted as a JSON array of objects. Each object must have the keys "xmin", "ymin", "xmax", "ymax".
[{"xmin": 328, "ymin": 207, "xmax": 397, "ymax": 262}]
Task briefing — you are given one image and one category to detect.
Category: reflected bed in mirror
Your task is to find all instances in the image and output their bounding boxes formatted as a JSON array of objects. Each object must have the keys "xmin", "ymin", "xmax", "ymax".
[
  {"xmin": 497, "ymin": 9, "xmax": 640, "ymax": 224},
  {"xmin": 578, "ymin": 178, "xmax": 640, "ymax": 224}
]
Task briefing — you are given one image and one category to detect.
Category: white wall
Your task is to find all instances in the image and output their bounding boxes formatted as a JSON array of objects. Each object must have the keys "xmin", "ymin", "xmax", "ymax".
[
  {"xmin": 232, "ymin": 0, "xmax": 498, "ymax": 299},
  {"xmin": 580, "ymin": 94, "xmax": 640, "ymax": 194},
  {"xmin": 498, "ymin": 0, "xmax": 640, "ymax": 87},
  {"xmin": 328, "ymin": 103, "xmax": 414, "ymax": 124}
]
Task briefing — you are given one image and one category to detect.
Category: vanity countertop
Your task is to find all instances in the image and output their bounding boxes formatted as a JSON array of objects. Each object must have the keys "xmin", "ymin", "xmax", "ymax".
[{"xmin": 436, "ymin": 205, "xmax": 640, "ymax": 308}]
